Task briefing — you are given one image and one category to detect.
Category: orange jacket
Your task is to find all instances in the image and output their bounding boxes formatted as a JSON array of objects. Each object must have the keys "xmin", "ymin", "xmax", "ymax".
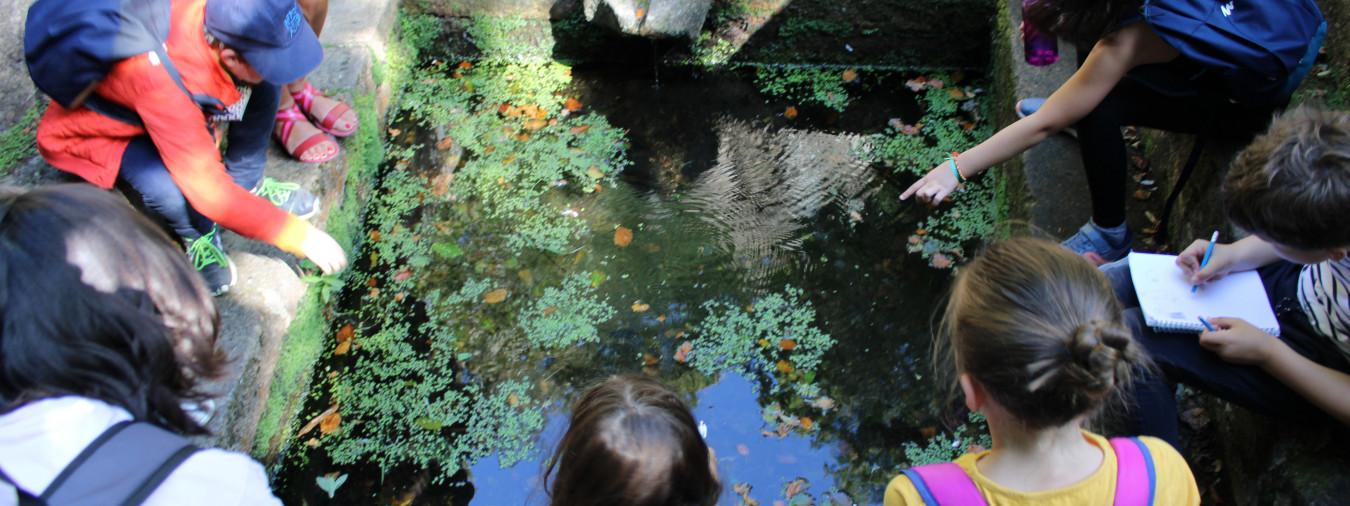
[{"xmin": 35, "ymin": 0, "xmax": 308, "ymax": 254}]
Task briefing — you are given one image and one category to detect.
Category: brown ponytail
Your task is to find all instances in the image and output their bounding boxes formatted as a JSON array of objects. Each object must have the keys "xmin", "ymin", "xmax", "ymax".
[{"xmin": 940, "ymin": 237, "xmax": 1147, "ymax": 429}]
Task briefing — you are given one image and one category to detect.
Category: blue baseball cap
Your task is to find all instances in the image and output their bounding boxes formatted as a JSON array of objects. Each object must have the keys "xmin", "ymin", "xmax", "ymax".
[{"xmin": 204, "ymin": 0, "xmax": 323, "ymax": 85}]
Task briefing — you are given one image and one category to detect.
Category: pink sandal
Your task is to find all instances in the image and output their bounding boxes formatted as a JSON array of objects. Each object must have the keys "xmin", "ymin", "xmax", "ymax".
[
  {"xmin": 291, "ymin": 82, "xmax": 358, "ymax": 138},
  {"xmin": 275, "ymin": 105, "xmax": 339, "ymax": 164}
]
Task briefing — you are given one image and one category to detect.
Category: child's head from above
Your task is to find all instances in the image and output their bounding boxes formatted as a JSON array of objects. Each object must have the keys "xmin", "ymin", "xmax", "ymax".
[
  {"xmin": 1225, "ymin": 106, "xmax": 1350, "ymax": 265},
  {"xmin": 546, "ymin": 374, "xmax": 720, "ymax": 506},
  {"xmin": 1024, "ymin": 0, "xmax": 1142, "ymax": 43},
  {"xmin": 0, "ymin": 184, "xmax": 223, "ymax": 434},
  {"xmin": 943, "ymin": 237, "xmax": 1146, "ymax": 429}
]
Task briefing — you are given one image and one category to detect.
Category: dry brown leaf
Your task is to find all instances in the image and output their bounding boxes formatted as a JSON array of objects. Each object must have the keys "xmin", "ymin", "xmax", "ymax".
[
  {"xmin": 571, "ymin": 124, "xmax": 591, "ymax": 135},
  {"xmin": 458, "ymin": 60, "xmax": 473, "ymax": 70},
  {"xmin": 631, "ymin": 301, "xmax": 651, "ymax": 313},
  {"xmin": 319, "ymin": 411, "xmax": 341, "ymax": 435},
  {"xmin": 842, "ymin": 69, "xmax": 858, "ymax": 82},
  {"xmin": 784, "ymin": 106, "xmax": 798, "ymax": 119},
  {"xmin": 334, "ymin": 339, "xmax": 352, "ymax": 356},
  {"xmin": 614, "ymin": 226, "xmax": 634, "ymax": 247},
  {"xmin": 483, "ymin": 289, "xmax": 509, "ymax": 304},
  {"xmin": 776, "ymin": 360, "xmax": 794, "ymax": 374},
  {"xmin": 564, "ymin": 98, "xmax": 583, "ymax": 112},
  {"xmin": 436, "ymin": 136, "xmax": 456, "ymax": 151},
  {"xmin": 779, "ymin": 339, "xmax": 797, "ymax": 351},
  {"xmin": 674, "ymin": 340, "xmax": 693, "ymax": 363},
  {"xmin": 523, "ymin": 119, "xmax": 548, "ymax": 131},
  {"xmin": 799, "ymin": 417, "xmax": 814, "ymax": 431},
  {"xmin": 542, "ymin": 306, "xmax": 557, "ymax": 316},
  {"xmin": 298, "ymin": 404, "xmax": 340, "ymax": 438}
]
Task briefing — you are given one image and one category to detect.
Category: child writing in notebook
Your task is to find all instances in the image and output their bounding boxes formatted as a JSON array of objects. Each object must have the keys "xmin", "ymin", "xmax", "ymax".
[
  {"xmin": 543, "ymin": 375, "xmax": 721, "ymax": 506},
  {"xmin": 1103, "ymin": 107, "xmax": 1350, "ymax": 446},
  {"xmin": 886, "ymin": 237, "xmax": 1198, "ymax": 505}
]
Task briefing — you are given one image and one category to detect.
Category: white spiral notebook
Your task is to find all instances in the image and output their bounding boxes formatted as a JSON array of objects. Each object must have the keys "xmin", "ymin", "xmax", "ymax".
[{"xmin": 1128, "ymin": 252, "xmax": 1281, "ymax": 335}]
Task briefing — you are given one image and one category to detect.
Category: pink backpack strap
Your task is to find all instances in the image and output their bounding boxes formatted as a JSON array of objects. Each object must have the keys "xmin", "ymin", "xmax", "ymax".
[
  {"xmin": 1109, "ymin": 436, "xmax": 1157, "ymax": 506},
  {"xmin": 902, "ymin": 463, "xmax": 988, "ymax": 506}
]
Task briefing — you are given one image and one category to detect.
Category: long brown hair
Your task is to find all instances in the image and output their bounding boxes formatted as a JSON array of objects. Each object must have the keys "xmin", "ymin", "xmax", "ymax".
[
  {"xmin": 1025, "ymin": 0, "xmax": 1143, "ymax": 45},
  {"xmin": 0, "ymin": 184, "xmax": 224, "ymax": 435},
  {"xmin": 545, "ymin": 375, "xmax": 721, "ymax": 506},
  {"xmin": 939, "ymin": 237, "xmax": 1146, "ymax": 429}
]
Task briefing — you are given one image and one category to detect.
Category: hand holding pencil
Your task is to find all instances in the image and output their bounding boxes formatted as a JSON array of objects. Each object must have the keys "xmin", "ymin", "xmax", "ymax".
[{"xmin": 1177, "ymin": 232, "xmax": 1238, "ymax": 288}]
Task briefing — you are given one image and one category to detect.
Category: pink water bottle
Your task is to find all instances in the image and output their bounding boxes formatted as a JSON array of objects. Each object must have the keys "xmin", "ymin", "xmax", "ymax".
[{"xmin": 1021, "ymin": 0, "xmax": 1059, "ymax": 66}]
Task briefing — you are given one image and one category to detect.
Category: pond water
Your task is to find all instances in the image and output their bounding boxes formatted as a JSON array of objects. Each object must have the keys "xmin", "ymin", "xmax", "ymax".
[
  {"xmin": 454, "ymin": 65, "xmax": 953, "ymax": 504},
  {"xmin": 276, "ymin": 53, "xmax": 987, "ymax": 505}
]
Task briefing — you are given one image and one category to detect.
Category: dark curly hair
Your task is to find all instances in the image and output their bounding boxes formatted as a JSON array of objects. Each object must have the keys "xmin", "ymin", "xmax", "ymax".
[
  {"xmin": 1224, "ymin": 107, "xmax": 1350, "ymax": 250},
  {"xmin": 0, "ymin": 184, "xmax": 224, "ymax": 435}
]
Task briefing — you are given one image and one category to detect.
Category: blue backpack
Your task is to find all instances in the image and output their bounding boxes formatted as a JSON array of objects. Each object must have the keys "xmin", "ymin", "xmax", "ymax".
[
  {"xmin": 23, "ymin": 0, "xmax": 218, "ymax": 126},
  {"xmin": 1137, "ymin": 0, "xmax": 1327, "ymax": 106}
]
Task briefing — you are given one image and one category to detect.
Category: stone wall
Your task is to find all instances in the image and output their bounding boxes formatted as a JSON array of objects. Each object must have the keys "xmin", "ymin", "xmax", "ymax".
[{"xmin": 0, "ymin": 0, "xmax": 35, "ymax": 129}]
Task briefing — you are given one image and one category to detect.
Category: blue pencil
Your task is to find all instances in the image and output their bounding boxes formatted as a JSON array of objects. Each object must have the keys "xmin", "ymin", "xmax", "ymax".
[
  {"xmin": 1192, "ymin": 230, "xmax": 1220, "ymax": 293},
  {"xmin": 1198, "ymin": 316, "xmax": 1216, "ymax": 332}
]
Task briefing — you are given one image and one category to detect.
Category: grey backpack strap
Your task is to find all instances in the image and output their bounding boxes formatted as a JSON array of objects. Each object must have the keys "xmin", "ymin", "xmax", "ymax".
[
  {"xmin": 0, "ymin": 464, "xmax": 45, "ymax": 506},
  {"xmin": 41, "ymin": 420, "xmax": 200, "ymax": 506}
]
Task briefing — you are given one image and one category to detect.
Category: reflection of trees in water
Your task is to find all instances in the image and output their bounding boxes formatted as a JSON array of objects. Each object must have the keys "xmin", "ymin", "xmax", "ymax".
[{"xmin": 682, "ymin": 119, "xmax": 877, "ymax": 285}]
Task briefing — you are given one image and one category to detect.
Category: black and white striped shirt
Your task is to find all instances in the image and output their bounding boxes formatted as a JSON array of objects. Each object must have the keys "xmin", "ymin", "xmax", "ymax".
[{"xmin": 1299, "ymin": 258, "xmax": 1350, "ymax": 360}]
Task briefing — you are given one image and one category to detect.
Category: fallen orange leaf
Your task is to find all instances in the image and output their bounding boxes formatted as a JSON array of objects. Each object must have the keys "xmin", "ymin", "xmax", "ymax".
[
  {"xmin": 542, "ymin": 305, "xmax": 557, "ymax": 316},
  {"xmin": 523, "ymin": 119, "xmax": 548, "ymax": 131},
  {"xmin": 393, "ymin": 269, "xmax": 412, "ymax": 282},
  {"xmin": 369, "ymin": 230, "xmax": 381, "ymax": 242},
  {"xmin": 483, "ymin": 288, "xmax": 509, "ymax": 304},
  {"xmin": 335, "ymin": 339, "xmax": 352, "ymax": 356},
  {"xmin": 643, "ymin": 352, "xmax": 660, "ymax": 366},
  {"xmin": 336, "ymin": 324, "xmax": 354, "ymax": 343},
  {"xmin": 779, "ymin": 339, "xmax": 797, "ymax": 351},
  {"xmin": 458, "ymin": 60, "xmax": 473, "ymax": 70},
  {"xmin": 635, "ymin": 7, "xmax": 646, "ymax": 18},
  {"xmin": 675, "ymin": 341, "xmax": 693, "ymax": 363},
  {"xmin": 631, "ymin": 301, "xmax": 651, "ymax": 313},
  {"xmin": 516, "ymin": 132, "xmax": 531, "ymax": 142},
  {"xmin": 571, "ymin": 124, "xmax": 591, "ymax": 135},
  {"xmin": 436, "ymin": 136, "xmax": 456, "ymax": 151},
  {"xmin": 800, "ymin": 417, "xmax": 814, "ymax": 430},
  {"xmin": 614, "ymin": 226, "xmax": 634, "ymax": 247},
  {"xmin": 842, "ymin": 69, "xmax": 858, "ymax": 82},
  {"xmin": 564, "ymin": 97, "xmax": 583, "ymax": 112},
  {"xmin": 776, "ymin": 360, "xmax": 794, "ymax": 374},
  {"xmin": 319, "ymin": 411, "xmax": 341, "ymax": 435},
  {"xmin": 784, "ymin": 106, "xmax": 798, "ymax": 119},
  {"xmin": 297, "ymin": 404, "xmax": 340, "ymax": 437}
]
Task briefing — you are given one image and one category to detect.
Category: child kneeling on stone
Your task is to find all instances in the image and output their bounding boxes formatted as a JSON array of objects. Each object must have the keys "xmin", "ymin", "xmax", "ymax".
[
  {"xmin": 0, "ymin": 184, "xmax": 281, "ymax": 504},
  {"xmin": 544, "ymin": 374, "xmax": 721, "ymax": 506},
  {"xmin": 887, "ymin": 238, "xmax": 1199, "ymax": 505},
  {"xmin": 1105, "ymin": 107, "xmax": 1350, "ymax": 446}
]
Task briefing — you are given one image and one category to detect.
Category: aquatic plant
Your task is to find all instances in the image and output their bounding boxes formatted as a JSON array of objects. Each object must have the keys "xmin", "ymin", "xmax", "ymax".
[
  {"xmin": 901, "ymin": 412, "xmax": 993, "ymax": 467},
  {"xmin": 872, "ymin": 75, "xmax": 999, "ymax": 265},
  {"xmin": 689, "ymin": 286, "xmax": 835, "ymax": 397},
  {"xmin": 519, "ymin": 273, "xmax": 617, "ymax": 349},
  {"xmin": 0, "ymin": 102, "xmax": 41, "ymax": 176},
  {"xmin": 755, "ymin": 67, "xmax": 852, "ymax": 112}
]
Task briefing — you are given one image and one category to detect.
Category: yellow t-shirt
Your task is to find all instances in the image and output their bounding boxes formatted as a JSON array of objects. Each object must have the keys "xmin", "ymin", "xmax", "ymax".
[{"xmin": 884, "ymin": 431, "xmax": 1199, "ymax": 506}]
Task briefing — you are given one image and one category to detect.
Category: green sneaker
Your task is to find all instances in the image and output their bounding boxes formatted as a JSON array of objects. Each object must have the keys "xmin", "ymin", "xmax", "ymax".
[
  {"xmin": 253, "ymin": 177, "xmax": 319, "ymax": 220},
  {"xmin": 186, "ymin": 227, "xmax": 237, "ymax": 296}
]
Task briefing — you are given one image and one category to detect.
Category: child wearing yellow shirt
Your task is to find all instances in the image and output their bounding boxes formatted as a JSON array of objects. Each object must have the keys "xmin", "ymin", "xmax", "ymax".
[{"xmin": 885, "ymin": 238, "xmax": 1200, "ymax": 505}]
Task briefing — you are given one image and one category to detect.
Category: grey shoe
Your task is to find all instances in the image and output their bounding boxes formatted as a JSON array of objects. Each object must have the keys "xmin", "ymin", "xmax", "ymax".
[
  {"xmin": 1062, "ymin": 221, "xmax": 1133, "ymax": 265},
  {"xmin": 253, "ymin": 177, "xmax": 319, "ymax": 220},
  {"xmin": 186, "ymin": 227, "xmax": 237, "ymax": 296}
]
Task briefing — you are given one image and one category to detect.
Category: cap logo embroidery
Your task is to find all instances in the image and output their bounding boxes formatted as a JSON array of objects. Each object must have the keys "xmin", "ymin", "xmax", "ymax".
[{"xmin": 284, "ymin": 7, "xmax": 304, "ymax": 38}]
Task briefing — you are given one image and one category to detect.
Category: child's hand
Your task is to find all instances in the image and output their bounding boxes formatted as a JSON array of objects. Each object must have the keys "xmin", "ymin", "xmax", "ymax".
[
  {"xmin": 1199, "ymin": 317, "xmax": 1281, "ymax": 366},
  {"xmin": 1177, "ymin": 239, "xmax": 1237, "ymax": 285},
  {"xmin": 300, "ymin": 225, "xmax": 349, "ymax": 274},
  {"xmin": 900, "ymin": 163, "xmax": 960, "ymax": 205}
]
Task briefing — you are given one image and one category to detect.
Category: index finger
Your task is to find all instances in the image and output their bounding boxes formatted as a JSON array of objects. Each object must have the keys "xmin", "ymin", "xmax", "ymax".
[{"xmin": 901, "ymin": 179, "xmax": 925, "ymax": 201}]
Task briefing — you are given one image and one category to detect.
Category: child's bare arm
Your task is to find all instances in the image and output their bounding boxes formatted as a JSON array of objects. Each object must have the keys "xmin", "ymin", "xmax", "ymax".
[
  {"xmin": 1262, "ymin": 334, "xmax": 1350, "ymax": 425},
  {"xmin": 903, "ymin": 23, "xmax": 1179, "ymax": 204},
  {"xmin": 1177, "ymin": 235, "xmax": 1283, "ymax": 284}
]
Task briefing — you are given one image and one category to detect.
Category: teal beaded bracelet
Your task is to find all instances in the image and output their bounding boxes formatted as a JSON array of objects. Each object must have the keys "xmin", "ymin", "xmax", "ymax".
[{"xmin": 947, "ymin": 152, "xmax": 968, "ymax": 184}]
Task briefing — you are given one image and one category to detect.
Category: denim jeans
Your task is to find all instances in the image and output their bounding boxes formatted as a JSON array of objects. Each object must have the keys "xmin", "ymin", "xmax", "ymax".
[
  {"xmin": 1102, "ymin": 258, "xmax": 1350, "ymax": 447},
  {"xmin": 115, "ymin": 82, "xmax": 280, "ymax": 242}
]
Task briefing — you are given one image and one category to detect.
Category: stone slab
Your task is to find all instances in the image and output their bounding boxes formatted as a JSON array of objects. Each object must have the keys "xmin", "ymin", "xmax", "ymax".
[{"xmin": 991, "ymin": 0, "xmax": 1088, "ymax": 238}]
